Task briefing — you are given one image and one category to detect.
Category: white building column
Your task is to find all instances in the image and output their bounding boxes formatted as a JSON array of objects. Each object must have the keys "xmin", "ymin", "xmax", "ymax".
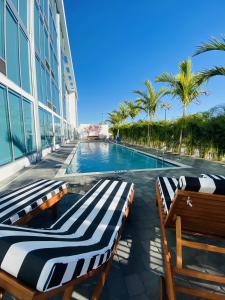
[
  {"xmin": 55, "ymin": 12, "xmax": 64, "ymax": 145},
  {"xmin": 29, "ymin": 0, "xmax": 42, "ymax": 159}
]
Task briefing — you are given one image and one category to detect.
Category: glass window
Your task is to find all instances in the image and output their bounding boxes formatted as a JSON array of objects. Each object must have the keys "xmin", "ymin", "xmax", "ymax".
[
  {"xmin": 62, "ymin": 79, "xmax": 66, "ymax": 119},
  {"xmin": 39, "ymin": 0, "xmax": 43, "ymax": 12},
  {"xmin": 44, "ymin": 0, "xmax": 48, "ymax": 21},
  {"xmin": 11, "ymin": 0, "xmax": 18, "ymax": 10},
  {"xmin": 40, "ymin": 20, "xmax": 45, "ymax": 59},
  {"xmin": 54, "ymin": 116, "xmax": 61, "ymax": 144},
  {"xmin": 20, "ymin": 28, "xmax": 30, "ymax": 93},
  {"xmin": 19, "ymin": 0, "xmax": 27, "ymax": 28},
  {"xmin": 0, "ymin": 0, "xmax": 4, "ymax": 58},
  {"xmin": 46, "ymin": 69, "xmax": 51, "ymax": 102},
  {"xmin": 9, "ymin": 91, "xmax": 25, "ymax": 159},
  {"xmin": 49, "ymin": 9, "xmax": 53, "ymax": 38},
  {"xmin": 34, "ymin": 3, "xmax": 39, "ymax": 52},
  {"xmin": 41, "ymin": 63, "xmax": 47, "ymax": 104},
  {"xmin": 39, "ymin": 108, "xmax": 53, "ymax": 148},
  {"xmin": 55, "ymin": 88, "xmax": 60, "ymax": 114},
  {"xmin": 50, "ymin": 45, "xmax": 54, "ymax": 71},
  {"xmin": 35, "ymin": 56, "xmax": 42, "ymax": 101},
  {"xmin": 46, "ymin": 112, "xmax": 53, "ymax": 146},
  {"xmin": 6, "ymin": 7, "xmax": 20, "ymax": 86},
  {"xmin": 0, "ymin": 86, "xmax": 12, "ymax": 165},
  {"xmin": 52, "ymin": 26, "xmax": 57, "ymax": 54},
  {"xmin": 53, "ymin": 54, "xmax": 58, "ymax": 83},
  {"xmin": 44, "ymin": 29, "xmax": 49, "ymax": 62},
  {"xmin": 51, "ymin": 79, "xmax": 54, "ymax": 107},
  {"xmin": 51, "ymin": 79, "xmax": 55, "ymax": 108},
  {"xmin": 39, "ymin": 108, "xmax": 45, "ymax": 148},
  {"xmin": 23, "ymin": 99, "xmax": 36, "ymax": 153},
  {"xmin": 52, "ymin": 83, "xmax": 60, "ymax": 114}
]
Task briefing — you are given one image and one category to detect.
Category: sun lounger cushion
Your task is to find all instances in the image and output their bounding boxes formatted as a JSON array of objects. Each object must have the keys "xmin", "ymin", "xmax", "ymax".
[
  {"xmin": 201, "ymin": 174, "xmax": 225, "ymax": 180},
  {"xmin": 157, "ymin": 177, "xmax": 178, "ymax": 214},
  {"xmin": 0, "ymin": 179, "xmax": 68, "ymax": 225},
  {"xmin": 178, "ymin": 176, "xmax": 225, "ymax": 195},
  {"xmin": 157, "ymin": 175, "xmax": 225, "ymax": 215},
  {"xmin": 0, "ymin": 179, "xmax": 134, "ymax": 292}
]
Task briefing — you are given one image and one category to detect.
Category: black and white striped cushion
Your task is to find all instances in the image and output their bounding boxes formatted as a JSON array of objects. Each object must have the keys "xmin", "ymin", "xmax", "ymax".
[
  {"xmin": 178, "ymin": 176, "xmax": 225, "ymax": 195},
  {"xmin": 0, "ymin": 179, "xmax": 134, "ymax": 292},
  {"xmin": 0, "ymin": 179, "xmax": 68, "ymax": 225},
  {"xmin": 157, "ymin": 177, "xmax": 178, "ymax": 214},
  {"xmin": 201, "ymin": 174, "xmax": 225, "ymax": 180}
]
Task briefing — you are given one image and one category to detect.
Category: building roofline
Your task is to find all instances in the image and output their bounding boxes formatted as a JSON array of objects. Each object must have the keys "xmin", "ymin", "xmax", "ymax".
[{"xmin": 56, "ymin": 0, "xmax": 78, "ymax": 96}]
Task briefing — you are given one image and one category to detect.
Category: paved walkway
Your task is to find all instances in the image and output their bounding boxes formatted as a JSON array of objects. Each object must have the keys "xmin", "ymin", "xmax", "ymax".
[{"xmin": 1, "ymin": 142, "xmax": 225, "ymax": 300}]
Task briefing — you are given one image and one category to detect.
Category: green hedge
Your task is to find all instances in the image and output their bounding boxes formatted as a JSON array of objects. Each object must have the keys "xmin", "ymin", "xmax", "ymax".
[{"xmin": 111, "ymin": 113, "xmax": 225, "ymax": 160}]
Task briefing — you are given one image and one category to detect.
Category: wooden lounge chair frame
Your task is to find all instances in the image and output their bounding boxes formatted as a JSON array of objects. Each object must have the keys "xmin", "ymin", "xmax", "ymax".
[
  {"xmin": 0, "ymin": 189, "xmax": 134, "ymax": 300},
  {"xmin": 156, "ymin": 181, "xmax": 225, "ymax": 300},
  {"xmin": 14, "ymin": 187, "xmax": 69, "ymax": 226}
]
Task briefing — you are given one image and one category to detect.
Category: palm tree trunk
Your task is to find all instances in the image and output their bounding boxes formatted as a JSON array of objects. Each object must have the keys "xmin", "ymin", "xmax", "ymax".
[
  {"xmin": 131, "ymin": 118, "xmax": 134, "ymax": 144},
  {"xmin": 178, "ymin": 106, "xmax": 186, "ymax": 155},
  {"xmin": 178, "ymin": 128, "xmax": 183, "ymax": 155},
  {"xmin": 147, "ymin": 112, "xmax": 151, "ymax": 146}
]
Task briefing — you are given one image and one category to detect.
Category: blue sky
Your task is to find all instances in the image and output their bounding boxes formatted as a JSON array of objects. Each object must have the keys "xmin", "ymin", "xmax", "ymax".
[{"xmin": 64, "ymin": 0, "xmax": 225, "ymax": 124}]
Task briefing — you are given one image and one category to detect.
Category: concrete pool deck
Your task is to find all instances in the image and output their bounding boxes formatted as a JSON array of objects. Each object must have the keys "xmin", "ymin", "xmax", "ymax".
[{"xmin": 1, "ymin": 142, "xmax": 225, "ymax": 299}]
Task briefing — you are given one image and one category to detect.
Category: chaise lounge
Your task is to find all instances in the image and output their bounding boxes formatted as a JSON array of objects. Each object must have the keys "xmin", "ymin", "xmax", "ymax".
[
  {"xmin": 0, "ymin": 179, "xmax": 134, "ymax": 300},
  {"xmin": 0, "ymin": 179, "xmax": 69, "ymax": 225},
  {"xmin": 156, "ymin": 175, "xmax": 225, "ymax": 299}
]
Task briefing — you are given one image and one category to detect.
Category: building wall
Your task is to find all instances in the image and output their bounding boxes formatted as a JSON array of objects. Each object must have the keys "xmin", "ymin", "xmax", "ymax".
[
  {"xmin": 0, "ymin": 0, "xmax": 77, "ymax": 180},
  {"xmin": 79, "ymin": 124, "xmax": 109, "ymax": 140}
]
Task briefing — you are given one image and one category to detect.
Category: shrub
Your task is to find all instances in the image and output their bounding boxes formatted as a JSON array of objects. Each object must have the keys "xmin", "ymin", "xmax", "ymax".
[{"xmin": 110, "ymin": 112, "xmax": 225, "ymax": 160}]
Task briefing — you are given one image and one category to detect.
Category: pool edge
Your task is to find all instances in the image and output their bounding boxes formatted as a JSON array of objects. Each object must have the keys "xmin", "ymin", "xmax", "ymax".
[{"xmin": 54, "ymin": 141, "xmax": 192, "ymax": 178}]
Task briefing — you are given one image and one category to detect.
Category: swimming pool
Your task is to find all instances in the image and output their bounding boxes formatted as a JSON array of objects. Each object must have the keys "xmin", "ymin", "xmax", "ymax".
[{"xmin": 66, "ymin": 142, "xmax": 177, "ymax": 174}]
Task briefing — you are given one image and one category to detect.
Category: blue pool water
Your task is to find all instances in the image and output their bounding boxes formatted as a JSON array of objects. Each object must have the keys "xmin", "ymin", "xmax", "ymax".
[{"xmin": 66, "ymin": 142, "xmax": 177, "ymax": 174}]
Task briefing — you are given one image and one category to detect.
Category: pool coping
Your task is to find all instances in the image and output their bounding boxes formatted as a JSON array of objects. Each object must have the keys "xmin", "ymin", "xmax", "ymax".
[
  {"xmin": 55, "ymin": 141, "xmax": 192, "ymax": 178},
  {"xmin": 55, "ymin": 145, "xmax": 78, "ymax": 177}
]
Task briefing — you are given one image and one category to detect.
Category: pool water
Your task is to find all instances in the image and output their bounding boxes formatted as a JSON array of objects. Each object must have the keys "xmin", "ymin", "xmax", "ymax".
[{"xmin": 66, "ymin": 142, "xmax": 176, "ymax": 174}]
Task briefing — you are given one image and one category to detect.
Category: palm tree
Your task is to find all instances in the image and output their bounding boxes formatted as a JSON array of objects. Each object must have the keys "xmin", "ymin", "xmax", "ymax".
[
  {"xmin": 161, "ymin": 103, "xmax": 172, "ymax": 121},
  {"xmin": 107, "ymin": 111, "xmax": 123, "ymax": 126},
  {"xmin": 118, "ymin": 104, "xmax": 129, "ymax": 123},
  {"xmin": 194, "ymin": 36, "xmax": 225, "ymax": 80},
  {"xmin": 155, "ymin": 58, "xmax": 208, "ymax": 155},
  {"xmin": 124, "ymin": 100, "xmax": 140, "ymax": 123},
  {"xmin": 133, "ymin": 80, "xmax": 166, "ymax": 145}
]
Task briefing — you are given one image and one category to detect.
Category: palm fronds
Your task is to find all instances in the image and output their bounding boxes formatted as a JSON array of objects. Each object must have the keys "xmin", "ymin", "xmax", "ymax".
[
  {"xmin": 124, "ymin": 100, "xmax": 140, "ymax": 121},
  {"xmin": 155, "ymin": 58, "xmax": 208, "ymax": 154},
  {"xmin": 197, "ymin": 66, "xmax": 225, "ymax": 82},
  {"xmin": 155, "ymin": 73, "xmax": 177, "ymax": 85},
  {"xmin": 133, "ymin": 80, "xmax": 167, "ymax": 118},
  {"xmin": 107, "ymin": 111, "xmax": 123, "ymax": 126},
  {"xmin": 156, "ymin": 58, "xmax": 208, "ymax": 110},
  {"xmin": 194, "ymin": 36, "xmax": 225, "ymax": 56}
]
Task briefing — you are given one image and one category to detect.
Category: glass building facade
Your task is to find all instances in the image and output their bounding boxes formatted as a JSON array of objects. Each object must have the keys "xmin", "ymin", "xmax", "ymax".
[{"xmin": 0, "ymin": 0, "xmax": 77, "ymax": 170}]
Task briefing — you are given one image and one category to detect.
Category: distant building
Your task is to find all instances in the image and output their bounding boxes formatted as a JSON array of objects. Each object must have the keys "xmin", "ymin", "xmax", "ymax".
[
  {"xmin": 79, "ymin": 124, "xmax": 109, "ymax": 140},
  {"xmin": 0, "ymin": 0, "xmax": 78, "ymax": 180}
]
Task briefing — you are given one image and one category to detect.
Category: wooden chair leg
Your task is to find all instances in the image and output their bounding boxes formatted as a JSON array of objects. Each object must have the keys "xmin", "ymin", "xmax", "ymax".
[
  {"xmin": 91, "ymin": 256, "xmax": 114, "ymax": 300},
  {"xmin": 176, "ymin": 216, "xmax": 182, "ymax": 269},
  {"xmin": 127, "ymin": 206, "xmax": 132, "ymax": 222},
  {"xmin": 160, "ymin": 276, "xmax": 168, "ymax": 300},
  {"xmin": 0, "ymin": 288, "xmax": 5, "ymax": 300},
  {"xmin": 62, "ymin": 285, "xmax": 74, "ymax": 300},
  {"xmin": 51, "ymin": 204, "xmax": 58, "ymax": 221}
]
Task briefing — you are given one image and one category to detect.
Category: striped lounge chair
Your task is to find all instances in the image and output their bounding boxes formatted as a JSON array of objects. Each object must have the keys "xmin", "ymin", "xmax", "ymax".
[
  {"xmin": 156, "ymin": 175, "xmax": 225, "ymax": 299},
  {"xmin": 0, "ymin": 179, "xmax": 69, "ymax": 225},
  {"xmin": 201, "ymin": 173, "xmax": 225, "ymax": 180},
  {"xmin": 0, "ymin": 179, "xmax": 134, "ymax": 300}
]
